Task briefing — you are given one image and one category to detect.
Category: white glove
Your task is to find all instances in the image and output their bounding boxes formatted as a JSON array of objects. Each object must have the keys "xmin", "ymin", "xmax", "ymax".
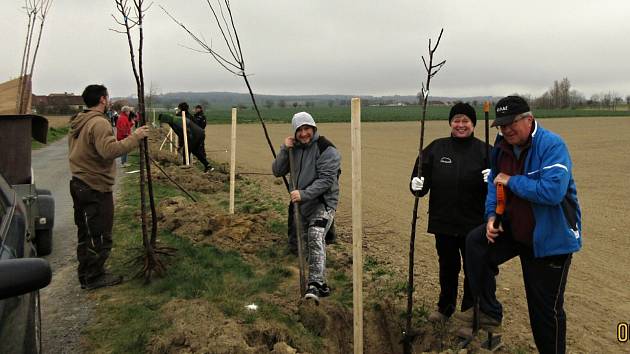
[
  {"xmin": 411, "ymin": 176, "xmax": 424, "ymax": 191},
  {"xmin": 482, "ymin": 169, "xmax": 491, "ymax": 183}
]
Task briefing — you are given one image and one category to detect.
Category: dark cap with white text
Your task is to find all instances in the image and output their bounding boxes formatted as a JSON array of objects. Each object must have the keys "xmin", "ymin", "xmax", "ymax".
[{"xmin": 492, "ymin": 96, "xmax": 530, "ymax": 127}]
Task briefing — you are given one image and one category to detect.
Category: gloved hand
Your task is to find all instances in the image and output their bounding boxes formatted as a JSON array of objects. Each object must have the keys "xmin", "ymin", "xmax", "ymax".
[
  {"xmin": 411, "ymin": 176, "xmax": 424, "ymax": 191},
  {"xmin": 482, "ymin": 169, "xmax": 491, "ymax": 183}
]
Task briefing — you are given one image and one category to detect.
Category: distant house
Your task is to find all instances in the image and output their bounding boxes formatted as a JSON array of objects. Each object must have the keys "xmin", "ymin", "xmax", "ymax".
[
  {"xmin": 385, "ymin": 102, "xmax": 408, "ymax": 107},
  {"xmin": 427, "ymin": 100, "xmax": 450, "ymax": 106},
  {"xmin": 32, "ymin": 92, "xmax": 84, "ymax": 114}
]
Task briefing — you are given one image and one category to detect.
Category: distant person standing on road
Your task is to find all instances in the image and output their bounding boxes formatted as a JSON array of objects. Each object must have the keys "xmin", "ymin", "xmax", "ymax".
[
  {"xmin": 458, "ymin": 96, "xmax": 582, "ymax": 353},
  {"xmin": 68, "ymin": 84, "xmax": 149, "ymax": 290},
  {"xmin": 409, "ymin": 102, "xmax": 491, "ymax": 322},
  {"xmin": 272, "ymin": 112, "xmax": 341, "ymax": 302},
  {"xmin": 116, "ymin": 106, "xmax": 133, "ymax": 166}
]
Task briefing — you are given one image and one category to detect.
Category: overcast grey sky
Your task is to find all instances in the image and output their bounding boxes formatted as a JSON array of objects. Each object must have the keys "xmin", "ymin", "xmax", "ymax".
[{"xmin": 2, "ymin": 0, "xmax": 629, "ymax": 99}]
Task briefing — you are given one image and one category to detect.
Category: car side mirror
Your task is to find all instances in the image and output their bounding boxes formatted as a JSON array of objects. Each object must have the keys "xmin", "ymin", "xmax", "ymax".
[{"xmin": 0, "ymin": 258, "xmax": 52, "ymax": 300}]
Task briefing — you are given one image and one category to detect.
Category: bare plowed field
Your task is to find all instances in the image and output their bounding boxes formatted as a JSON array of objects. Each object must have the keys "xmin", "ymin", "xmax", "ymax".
[
  {"xmin": 202, "ymin": 117, "xmax": 630, "ymax": 353},
  {"xmin": 44, "ymin": 115, "xmax": 71, "ymax": 128}
]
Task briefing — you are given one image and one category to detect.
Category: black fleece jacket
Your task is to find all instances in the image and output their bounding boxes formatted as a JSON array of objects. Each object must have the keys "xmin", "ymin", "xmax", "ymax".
[{"xmin": 409, "ymin": 135, "xmax": 491, "ymax": 236}]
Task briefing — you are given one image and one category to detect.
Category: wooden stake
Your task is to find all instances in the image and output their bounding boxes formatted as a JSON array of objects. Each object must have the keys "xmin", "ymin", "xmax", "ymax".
[
  {"xmin": 229, "ymin": 108, "xmax": 237, "ymax": 214},
  {"xmin": 181, "ymin": 111, "xmax": 190, "ymax": 165},
  {"xmin": 351, "ymin": 97, "xmax": 363, "ymax": 354},
  {"xmin": 159, "ymin": 134, "xmax": 169, "ymax": 151},
  {"xmin": 169, "ymin": 129, "xmax": 174, "ymax": 153}
]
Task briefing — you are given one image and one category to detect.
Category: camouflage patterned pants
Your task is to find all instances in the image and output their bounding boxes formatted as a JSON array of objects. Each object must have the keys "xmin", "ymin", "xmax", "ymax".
[{"xmin": 302, "ymin": 205, "xmax": 335, "ymax": 285}]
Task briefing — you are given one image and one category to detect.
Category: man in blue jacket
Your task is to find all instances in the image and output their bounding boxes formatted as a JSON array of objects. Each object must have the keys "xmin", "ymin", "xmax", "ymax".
[{"xmin": 457, "ymin": 96, "xmax": 581, "ymax": 354}]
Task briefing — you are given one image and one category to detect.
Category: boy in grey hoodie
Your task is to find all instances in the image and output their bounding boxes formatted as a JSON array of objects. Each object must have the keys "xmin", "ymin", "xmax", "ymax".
[{"xmin": 272, "ymin": 112, "xmax": 341, "ymax": 301}]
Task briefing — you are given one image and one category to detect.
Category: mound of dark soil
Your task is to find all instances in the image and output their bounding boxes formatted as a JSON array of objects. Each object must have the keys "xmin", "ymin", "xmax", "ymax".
[{"xmin": 158, "ymin": 197, "xmax": 281, "ymax": 256}]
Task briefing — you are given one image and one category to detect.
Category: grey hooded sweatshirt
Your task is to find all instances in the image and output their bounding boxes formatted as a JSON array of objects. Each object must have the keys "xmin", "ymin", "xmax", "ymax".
[{"xmin": 272, "ymin": 114, "xmax": 341, "ymax": 218}]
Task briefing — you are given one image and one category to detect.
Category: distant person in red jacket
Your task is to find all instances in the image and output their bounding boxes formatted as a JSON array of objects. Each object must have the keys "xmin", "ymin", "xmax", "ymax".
[{"xmin": 116, "ymin": 106, "xmax": 133, "ymax": 166}]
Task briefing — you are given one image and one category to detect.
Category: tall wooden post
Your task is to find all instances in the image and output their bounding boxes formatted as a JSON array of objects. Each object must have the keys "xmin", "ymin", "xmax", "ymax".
[
  {"xmin": 169, "ymin": 129, "xmax": 174, "ymax": 153},
  {"xmin": 229, "ymin": 108, "xmax": 237, "ymax": 214},
  {"xmin": 351, "ymin": 97, "xmax": 363, "ymax": 354},
  {"xmin": 181, "ymin": 111, "xmax": 190, "ymax": 165}
]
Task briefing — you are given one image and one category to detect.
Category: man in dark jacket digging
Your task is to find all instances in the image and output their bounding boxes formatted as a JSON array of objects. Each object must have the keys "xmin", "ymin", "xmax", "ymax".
[
  {"xmin": 158, "ymin": 109, "xmax": 213, "ymax": 172},
  {"xmin": 272, "ymin": 112, "xmax": 341, "ymax": 302}
]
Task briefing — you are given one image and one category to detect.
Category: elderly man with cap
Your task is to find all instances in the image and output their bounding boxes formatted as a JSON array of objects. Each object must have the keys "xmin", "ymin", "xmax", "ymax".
[
  {"xmin": 409, "ymin": 102, "xmax": 491, "ymax": 322},
  {"xmin": 272, "ymin": 112, "xmax": 341, "ymax": 302},
  {"xmin": 457, "ymin": 96, "xmax": 582, "ymax": 353}
]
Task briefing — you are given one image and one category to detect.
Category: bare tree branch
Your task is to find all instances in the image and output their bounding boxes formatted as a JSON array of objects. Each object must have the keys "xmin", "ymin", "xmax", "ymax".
[
  {"xmin": 204, "ymin": 0, "xmax": 240, "ymax": 63},
  {"xmin": 161, "ymin": 0, "xmax": 290, "ymax": 191},
  {"xmin": 113, "ymin": 0, "xmax": 165, "ymax": 282},
  {"xmin": 28, "ymin": 0, "xmax": 53, "ymax": 78},
  {"xmin": 17, "ymin": 0, "xmax": 53, "ymax": 114},
  {"xmin": 403, "ymin": 28, "xmax": 446, "ymax": 354},
  {"xmin": 160, "ymin": 5, "xmax": 241, "ymax": 74}
]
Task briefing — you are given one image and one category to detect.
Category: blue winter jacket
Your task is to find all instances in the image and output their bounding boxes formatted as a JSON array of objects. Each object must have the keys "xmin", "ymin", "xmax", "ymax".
[{"xmin": 486, "ymin": 121, "xmax": 582, "ymax": 257}]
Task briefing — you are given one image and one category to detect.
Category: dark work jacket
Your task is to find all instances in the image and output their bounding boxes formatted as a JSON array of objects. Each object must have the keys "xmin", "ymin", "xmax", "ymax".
[
  {"xmin": 192, "ymin": 111, "xmax": 207, "ymax": 129},
  {"xmin": 160, "ymin": 113, "xmax": 204, "ymax": 149},
  {"xmin": 409, "ymin": 135, "xmax": 490, "ymax": 237}
]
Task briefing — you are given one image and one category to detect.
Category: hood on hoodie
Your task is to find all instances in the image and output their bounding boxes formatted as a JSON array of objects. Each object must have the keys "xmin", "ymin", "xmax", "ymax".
[
  {"xmin": 292, "ymin": 112, "xmax": 319, "ymax": 146},
  {"xmin": 292, "ymin": 112, "xmax": 317, "ymax": 134},
  {"xmin": 69, "ymin": 110, "xmax": 104, "ymax": 138}
]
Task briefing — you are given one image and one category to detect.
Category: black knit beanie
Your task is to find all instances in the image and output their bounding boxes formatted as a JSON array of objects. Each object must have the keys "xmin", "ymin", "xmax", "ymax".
[{"xmin": 448, "ymin": 102, "xmax": 477, "ymax": 126}]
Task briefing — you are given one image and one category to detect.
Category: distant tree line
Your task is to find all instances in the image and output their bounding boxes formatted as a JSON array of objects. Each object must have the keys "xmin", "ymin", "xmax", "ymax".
[
  {"xmin": 525, "ymin": 77, "xmax": 626, "ymax": 111},
  {"xmin": 116, "ymin": 78, "xmax": 630, "ymax": 112}
]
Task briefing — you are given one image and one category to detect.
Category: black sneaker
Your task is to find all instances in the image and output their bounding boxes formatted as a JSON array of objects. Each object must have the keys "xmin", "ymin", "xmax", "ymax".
[
  {"xmin": 304, "ymin": 282, "xmax": 331, "ymax": 302},
  {"xmin": 318, "ymin": 283, "xmax": 331, "ymax": 297},
  {"xmin": 84, "ymin": 273, "xmax": 123, "ymax": 290},
  {"xmin": 304, "ymin": 284, "xmax": 320, "ymax": 302}
]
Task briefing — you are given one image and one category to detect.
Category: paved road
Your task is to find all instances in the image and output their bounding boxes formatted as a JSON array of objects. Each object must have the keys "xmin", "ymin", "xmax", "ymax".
[{"xmin": 32, "ymin": 137, "xmax": 90, "ymax": 354}]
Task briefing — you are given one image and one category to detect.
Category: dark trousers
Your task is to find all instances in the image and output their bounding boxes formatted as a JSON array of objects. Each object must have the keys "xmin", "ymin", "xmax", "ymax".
[
  {"xmin": 434, "ymin": 233, "xmax": 474, "ymax": 316},
  {"xmin": 70, "ymin": 178, "xmax": 114, "ymax": 284},
  {"xmin": 466, "ymin": 224, "xmax": 572, "ymax": 354},
  {"xmin": 195, "ymin": 142, "xmax": 210, "ymax": 168},
  {"xmin": 180, "ymin": 142, "xmax": 210, "ymax": 169}
]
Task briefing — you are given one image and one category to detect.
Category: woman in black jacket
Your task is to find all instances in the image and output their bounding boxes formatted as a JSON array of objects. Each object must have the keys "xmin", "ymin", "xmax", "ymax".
[{"xmin": 409, "ymin": 102, "xmax": 491, "ymax": 322}]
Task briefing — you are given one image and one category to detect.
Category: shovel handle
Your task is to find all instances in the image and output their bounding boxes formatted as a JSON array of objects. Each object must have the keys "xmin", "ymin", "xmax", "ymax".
[
  {"xmin": 288, "ymin": 147, "xmax": 307, "ymax": 296},
  {"xmin": 493, "ymin": 183, "xmax": 505, "ymax": 229}
]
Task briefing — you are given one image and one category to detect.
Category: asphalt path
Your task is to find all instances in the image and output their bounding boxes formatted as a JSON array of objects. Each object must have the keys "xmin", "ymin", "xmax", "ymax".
[{"xmin": 32, "ymin": 136, "xmax": 89, "ymax": 354}]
